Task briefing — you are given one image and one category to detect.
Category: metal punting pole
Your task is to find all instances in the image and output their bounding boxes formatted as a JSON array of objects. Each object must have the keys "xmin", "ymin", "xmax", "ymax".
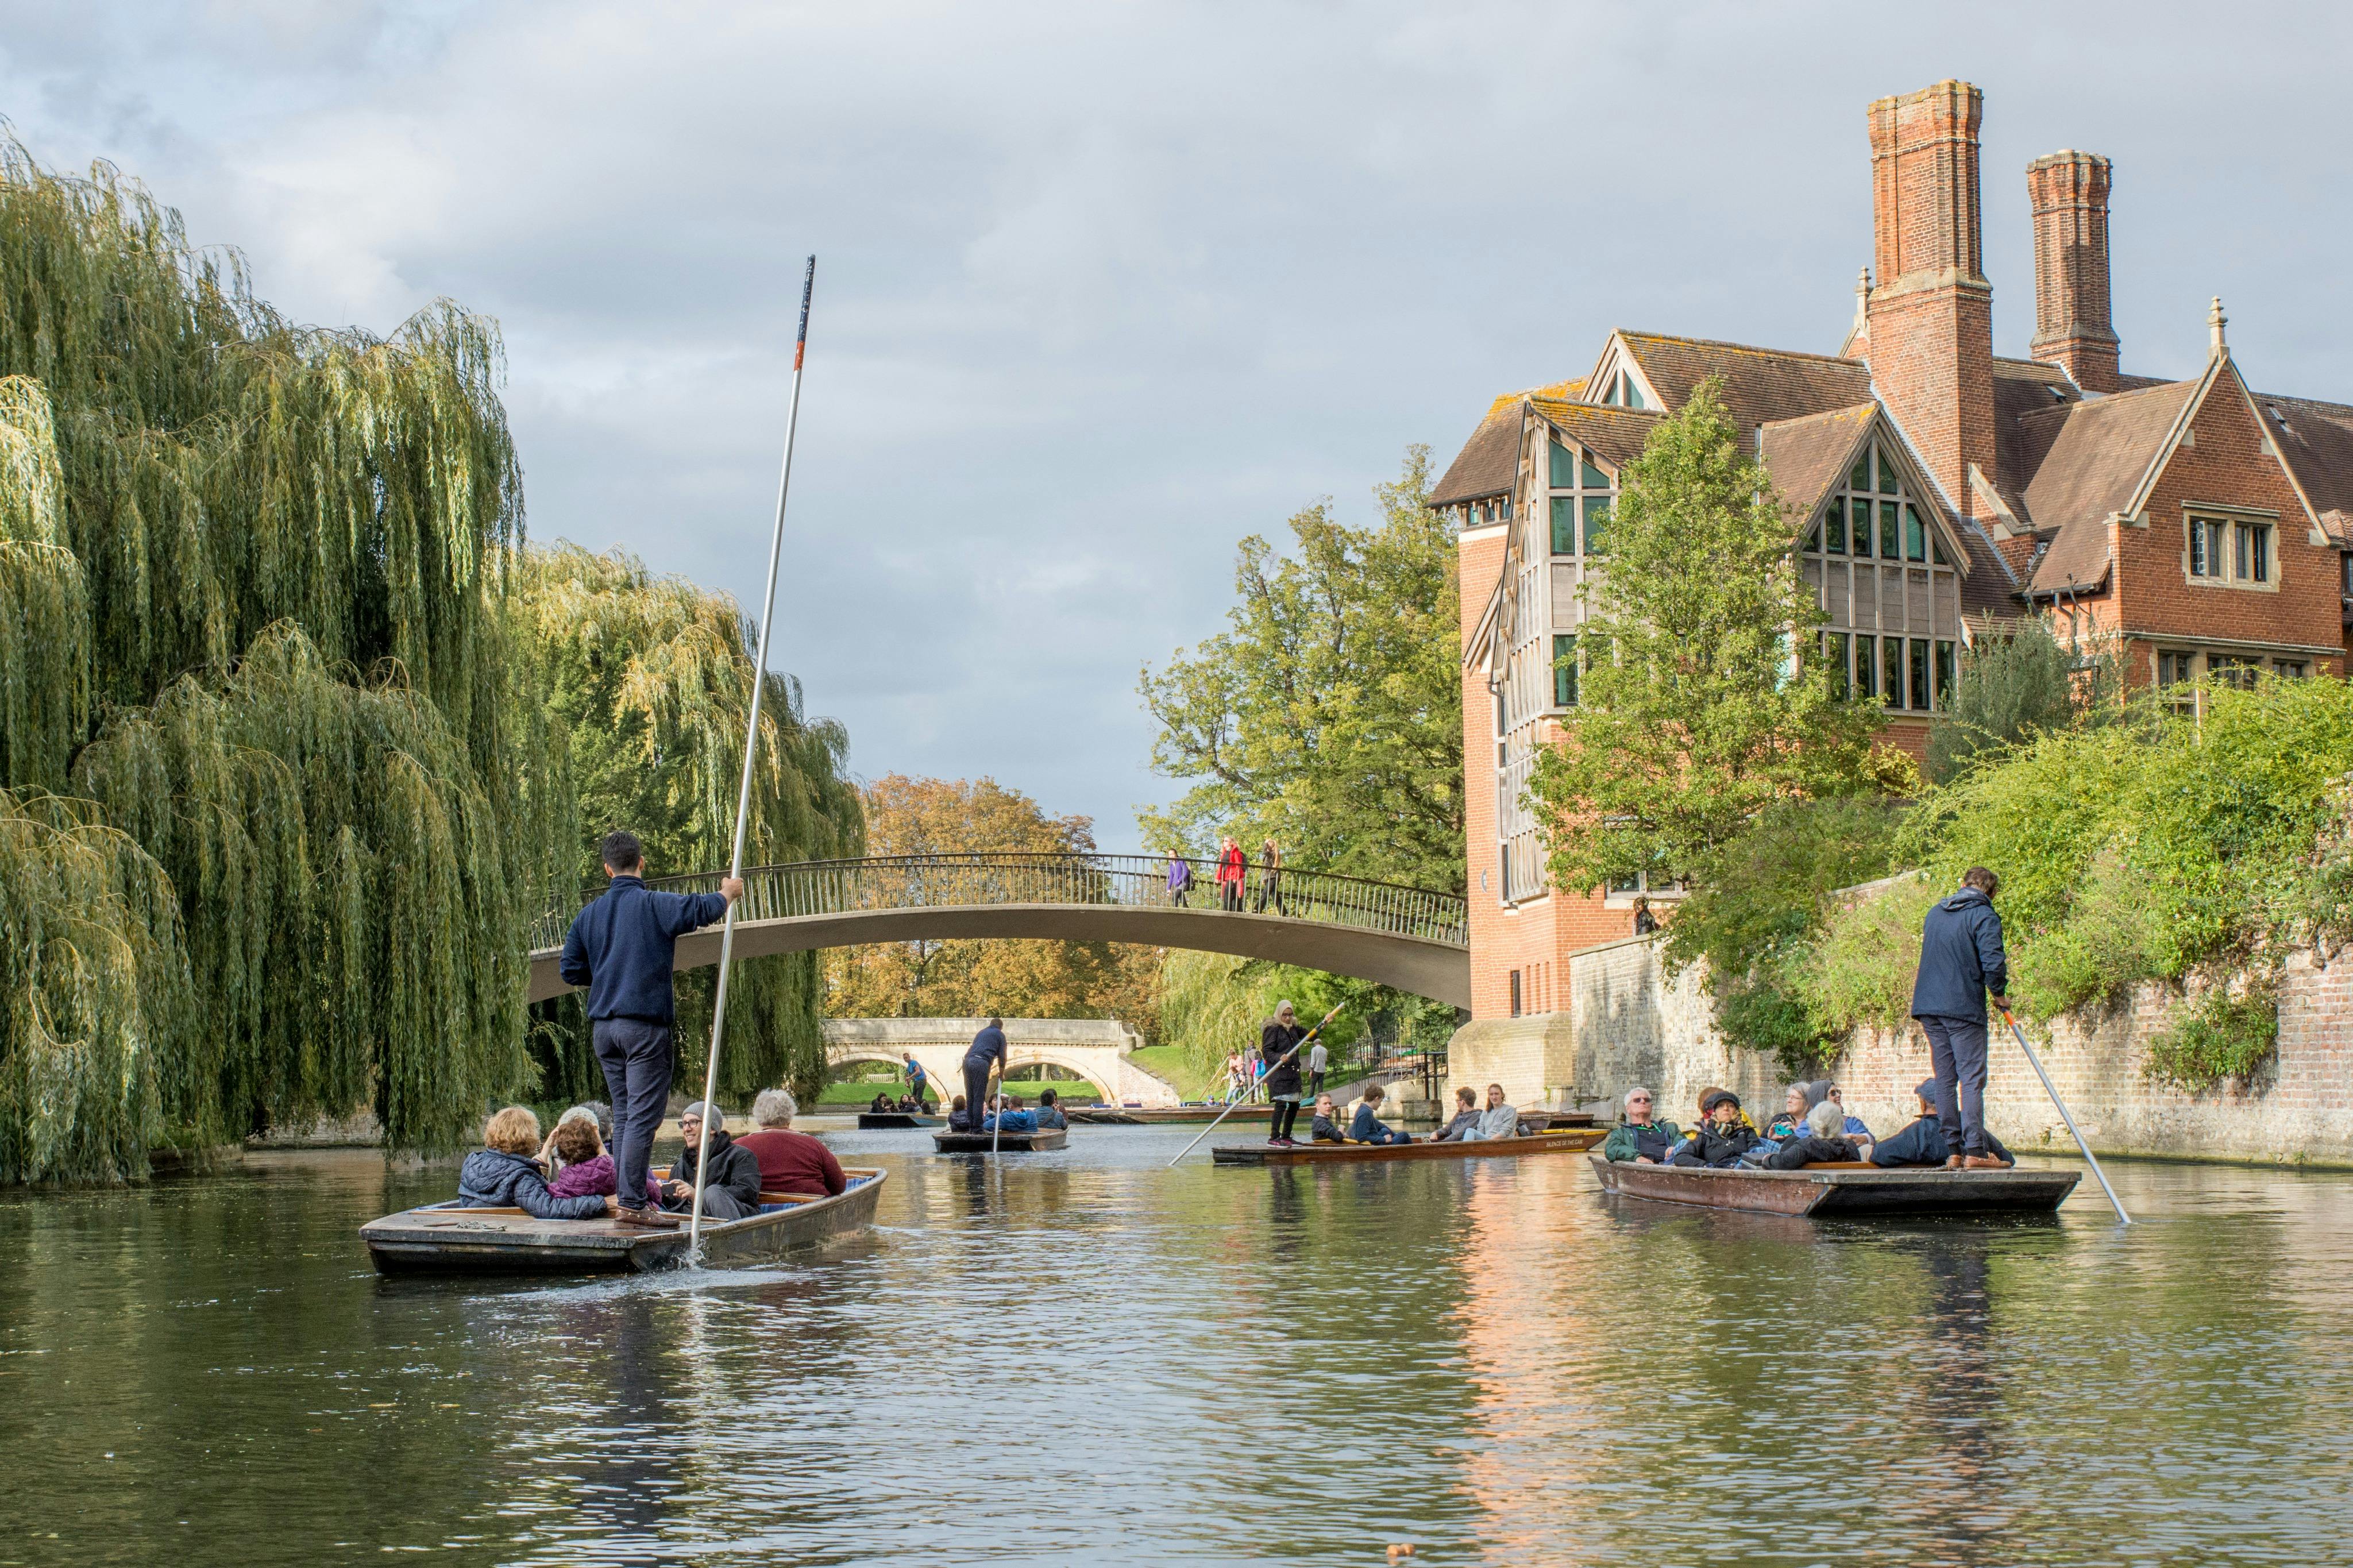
[
  {"xmin": 689, "ymin": 256, "xmax": 816, "ymax": 1261},
  {"xmin": 1166, "ymin": 1005, "xmax": 1342, "ymax": 1167},
  {"xmin": 2003, "ymin": 1009, "xmax": 2131, "ymax": 1225}
]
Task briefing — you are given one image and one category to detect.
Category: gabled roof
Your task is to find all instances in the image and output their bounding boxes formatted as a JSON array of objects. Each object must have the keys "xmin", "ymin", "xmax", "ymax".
[
  {"xmin": 2015, "ymin": 376, "xmax": 2206, "ymax": 596},
  {"xmin": 1488, "ymin": 378, "xmax": 1586, "ymax": 418},
  {"xmin": 2255, "ymin": 392, "xmax": 2353, "ymax": 524},
  {"xmin": 1758, "ymin": 403, "xmax": 1876, "ymax": 526},
  {"xmin": 1949, "ymin": 519, "xmax": 2024, "ymax": 617},
  {"xmin": 1431, "ymin": 401, "xmax": 1523, "ymax": 507},
  {"xmin": 1609, "ymin": 331, "xmax": 1874, "ymax": 434},
  {"xmin": 1531, "ymin": 399, "xmax": 1660, "ymax": 472},
  {"xmin": 1988, "ymin": 357, "xmax": 2082, "ymax": 522}
]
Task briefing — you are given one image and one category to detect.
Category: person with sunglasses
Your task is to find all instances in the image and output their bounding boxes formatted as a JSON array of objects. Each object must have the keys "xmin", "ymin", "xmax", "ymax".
[{"xmin": 1600, "ymin": 1086, "xmax": 1683, "ymax": 1164}]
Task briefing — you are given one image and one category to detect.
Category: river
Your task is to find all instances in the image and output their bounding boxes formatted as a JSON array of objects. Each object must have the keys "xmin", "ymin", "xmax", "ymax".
[{"xmin": 2, "ymin": 1125, "xmax": 2345, "ymax": 1566}]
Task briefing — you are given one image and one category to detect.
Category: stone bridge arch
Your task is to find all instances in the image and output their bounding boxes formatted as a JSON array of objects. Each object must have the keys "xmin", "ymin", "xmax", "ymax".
[{"xmin": 820, "ymin": 1018, "xmax": 1176, "ymax": 1107}]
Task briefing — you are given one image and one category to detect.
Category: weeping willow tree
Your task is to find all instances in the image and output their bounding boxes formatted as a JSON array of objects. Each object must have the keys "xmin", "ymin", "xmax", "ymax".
[
  {"xmin": 0, "ymin": 137, "xmax": 538, "ymax": 1177},
  {"xmin": 506, "ymin": 544, "xmax": 863, "ymax": 1107}
]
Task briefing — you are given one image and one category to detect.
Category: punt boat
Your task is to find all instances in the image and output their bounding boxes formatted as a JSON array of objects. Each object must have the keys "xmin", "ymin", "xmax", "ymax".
[
  {"xmin": 857, "ymin": 1112, "xmax": 941, "ymax": 1129},
  {"xmin": 1070, "ymin": 1105, "xmax": 1272, "ymax": 1125},
  {"xmin": 931, "ymin": 1128, "xmax": 1069, "ymax": 1153},
  {"xmin": 1588, "ymin": 1156, "xmax": 2080, "ymax": 1216},
  {"xmin": 1212, "ymin": 1129, "xmax": 1605, "ymax": 1167},
  {"xmin": 360, "ymin": 1169, "xmax": 888, "ymax": 1275}
]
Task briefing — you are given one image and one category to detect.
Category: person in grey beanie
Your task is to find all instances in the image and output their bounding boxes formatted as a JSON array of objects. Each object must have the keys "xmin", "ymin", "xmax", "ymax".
[{"xmin": 660, "ymin": 1101, "xmax": 765, "ymax": 1221}]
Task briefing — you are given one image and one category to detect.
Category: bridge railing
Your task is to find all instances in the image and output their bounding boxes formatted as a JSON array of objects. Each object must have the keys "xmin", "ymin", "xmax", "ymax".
[{"xmin": 530, "ymin": 852, "xmax": 1468, "ymax": 953}]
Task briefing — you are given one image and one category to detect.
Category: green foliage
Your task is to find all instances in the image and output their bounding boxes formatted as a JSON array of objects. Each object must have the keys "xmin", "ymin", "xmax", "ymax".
[
  {"xmin": 0, "ymin": 790, "xmax": 194, "ymax": 1182},
  {"xmin": 0, "ymin": 378, "xmax": 87, "ymax": 793},
  {"xmin": 1797, "ymin": 874, "xmax": 1938, "ymax": 1037},
  {"xmin": 2145, "ymin": 983, "xmax": 2279, "ymax": 1090},
  {"xmin": 1530, "ymin": 381, "xmax": 1884, "ymax": 893},
  {"xmin": 1155, "ymin": 951, "xmax": 1376, "ymax": 1081},
  {"xmin": 1138, "ymin": 445, "xmax": 1461, "ymax": 891},
  {"xmin": 1926, "ymin": 619, "xmax": 2118, "ymax": 785},
  {"xmin": 505, "ymin": 544, "xmax": 863, "ymax": 1109}
]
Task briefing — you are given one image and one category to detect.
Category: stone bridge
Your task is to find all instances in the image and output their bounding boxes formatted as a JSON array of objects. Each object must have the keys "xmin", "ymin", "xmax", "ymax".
[
  {"xmin": 525, "ymin": 852, "xmax": 1470, "ymax": 1007},
  {"xmin": 823, "ymin": 1017, "xmax": 1175, "ymax": 1107}
]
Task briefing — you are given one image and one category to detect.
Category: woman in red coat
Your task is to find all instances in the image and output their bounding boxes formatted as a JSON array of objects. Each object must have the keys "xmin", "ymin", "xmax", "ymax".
[{"xmin": 1216, "ymin": 836, "xmax": 1247, "ymax": 912}]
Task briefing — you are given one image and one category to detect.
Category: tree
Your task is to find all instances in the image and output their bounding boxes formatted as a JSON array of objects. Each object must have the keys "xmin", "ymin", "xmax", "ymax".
[
  {"xmin": 1528, "ymin": 380, "xmax": 1884, "ymax": 893},
  {"xmin": 1137, "ymin": 446, "xmax": 1463, "ymax": 893},
  {"xmin": 824, "ymin": 775, "xmax": 1160, "ymax": 1030},
  {"xmin": 1925, "ymin": 617, "xmax": 2119, "ymax": 784}
]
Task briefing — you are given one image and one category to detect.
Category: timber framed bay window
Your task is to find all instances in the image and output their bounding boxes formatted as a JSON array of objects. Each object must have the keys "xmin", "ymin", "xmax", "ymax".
[
  {"xmin": 1548, "ymin": 439, "xmax": 1616, "ymax": 558},
  {"xmin": 1800, "ymin": 438, "xmax": 1965, "ymax": 713},
  {"xmin": 2185, "ymin": 508, "xmax": 2277, "ymax": 589}
]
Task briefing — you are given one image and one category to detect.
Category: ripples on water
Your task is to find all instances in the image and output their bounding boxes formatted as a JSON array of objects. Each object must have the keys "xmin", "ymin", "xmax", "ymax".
[{"xmin": 2, "ymin": 1127, "xmax": 2348, "ymax": 1566}]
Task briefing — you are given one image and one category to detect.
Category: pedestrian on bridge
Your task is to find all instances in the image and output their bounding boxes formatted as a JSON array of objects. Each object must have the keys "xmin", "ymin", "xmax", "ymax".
[
  {"xmin": 557, "ymin": 830, "xmax": 743, "ymax": 1231},
  {"xmin": 1167, "ymin": 851, "xmax": 1193, "ymax": 908},
  {"xmin": 964, "ymin": 1017, "xmax": 1008, "ymax": 1130},
  {"xmin": 1216, "ymin": 836, "xmax": 1246, "ymax": 912},
  {"xmin": 1253, "ymin": 839, "xmax": 1285, "ymax": 916}
]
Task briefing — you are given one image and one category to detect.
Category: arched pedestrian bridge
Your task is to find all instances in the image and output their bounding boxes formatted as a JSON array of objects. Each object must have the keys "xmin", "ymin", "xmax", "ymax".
[{"xmin": 526, "ymin": 852, "xmax": 1470, "ymax": 1008}]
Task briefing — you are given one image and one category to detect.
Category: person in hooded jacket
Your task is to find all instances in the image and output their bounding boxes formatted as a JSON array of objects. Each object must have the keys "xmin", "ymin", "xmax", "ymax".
[
  {"xmin": 1764, "ymin": 1099, "xmax": 1865, "ymax": 1169},
  {"xmin": 1912, "ymin": 866, "xmax": 2013, "ymax": 1168},
  {"xmin": 1871, "ymin": 1081, "xmax": 2013, "ymax": 1168},
  {"xmin": 1669, "ymin": 1090, "xmax": 1760, "ymax": 1167},
  {"xmin": 661, "ymin": 1102, "xmax": 764, "ymax": 1220},
  {"xmin": 1260, "ymin": 1000, "xmax": 1308, "ymax": 1145},
  {"xmin": 1600, "ymin": 1086, "xmax": 1682, "ymax": 1163},
  {"xmin": 461, "ymin": 1107, "xmax": 615, "ymax": 1219},
  {"xmin": 1433, "ymin": 1086, "xmax": 1483, "ymax": 1141}
]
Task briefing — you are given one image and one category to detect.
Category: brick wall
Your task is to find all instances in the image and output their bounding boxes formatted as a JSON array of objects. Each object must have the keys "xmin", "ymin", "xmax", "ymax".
[{"xmin": 1447, "ymin": 936, "xmax": 2353, "ymax": 1164}]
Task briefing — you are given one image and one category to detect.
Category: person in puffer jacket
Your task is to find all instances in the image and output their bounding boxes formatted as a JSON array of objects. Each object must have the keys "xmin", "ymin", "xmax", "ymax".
[
  {"xmin": 459, "ymin": 1107, "xmax": 615, "ymax": 1219},
  {"xmin": 1669, "ymin": 1089, "xmax": 1760, "ymax": 1167},
  {"xmin": 1764, "ymin": 1099, "xmax": 1864, "ymax": 1169}
]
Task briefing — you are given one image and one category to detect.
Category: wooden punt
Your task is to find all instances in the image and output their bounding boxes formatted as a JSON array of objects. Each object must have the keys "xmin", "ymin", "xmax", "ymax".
[
  {"xmin": 1213, "ymin": 1128, "xmax": 1605, "ymax": 1167},
  {"xmin": 360, "ymin": 1169, "xmax": 888, "ymax": 1275},
  {"xmin": 857, "ymin": 1112, "xmax": 941, "ymax": 1129},
  {"xmin": 1588, "ymin": 1156, "xmax": 2080, "ymax": 1216},
  {"xmin": 931, "ymin": 1127, "xmax": 1068, "ymax": 1153},
  {"xmin": 1070, "ymin": 1105, "xmax": 1272, "ymax": 1125}
]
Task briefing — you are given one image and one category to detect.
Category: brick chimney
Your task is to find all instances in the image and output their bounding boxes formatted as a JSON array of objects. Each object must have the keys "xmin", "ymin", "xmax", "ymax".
[
  {"xmin": 2026, "ymin": 150, "xmax": 2119, "ymax": 393},
  {"xmin": 1864, "ymin": 80, "xmax": 1996, "ymax": 514}
]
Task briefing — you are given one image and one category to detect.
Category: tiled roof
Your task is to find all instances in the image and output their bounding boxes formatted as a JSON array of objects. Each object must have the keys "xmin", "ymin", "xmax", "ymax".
[
  {"xmin": 2115, "ymin": 373, "xmax": 2176, "ymax": 392},
  {"xmin": 1488, "ymin": 378, "xmax": 1586, "ymax": 418},
  {"xmin": 1989, "ymin": 358, "xmax": 2082, "ymax": 522},
  {"xmin": 1757, "ymin": 404, "xmax": 1876, "ymax": 525},
  {"xmin": 2015, "ymin": 378, "xmax": 2204, "ymax": 596},
  {"xmin": 2255, "ymin": 392, "xmax": 2353, "ymax": 522},
  {"xmin": 1530, "ymin": 399, "xmax": 1661, "ymax": 472},
  {"xmin": 1614, "ymin": 331, "xmax": 1874, "ymax": 435},
  {"xmin": 1431, "ymin": 401, "xmax": 1523, "ymax": 506},
  {"xmin": 1950, "ymin": 518, "xmax": 2024, "ymax": 617}
]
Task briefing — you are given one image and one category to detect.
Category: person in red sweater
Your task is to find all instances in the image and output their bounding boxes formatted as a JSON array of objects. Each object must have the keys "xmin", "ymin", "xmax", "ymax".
[{"xmin": 732, "ymin": 1088, "xmax": 847, "ymax": 1197}]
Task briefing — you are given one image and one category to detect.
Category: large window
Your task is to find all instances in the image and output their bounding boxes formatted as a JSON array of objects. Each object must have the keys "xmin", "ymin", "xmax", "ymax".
[
  {"xmin": 1804, "ymin": 439, "xmax": 1959, "ymax": 713},
  {"xmin": 1548, "ymin": 438, "xmax": 1615, "ymax": 558},
  {"xmin": 1553, "ymin": 634, "xmax": 1579, "ymax": 708},
  {"xmin": 1820, "ymin": 630, "xmax": 1955, "ymax": 712},
  {"xmin": 2189, "ymin": 514, "xmax": 2274, "ymax": 586}
]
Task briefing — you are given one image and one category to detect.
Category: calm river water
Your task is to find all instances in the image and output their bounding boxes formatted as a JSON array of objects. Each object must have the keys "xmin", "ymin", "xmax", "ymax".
[{"xmin": 2, "ymin": 1126, "xmax": 2346, "ymax": 1566}]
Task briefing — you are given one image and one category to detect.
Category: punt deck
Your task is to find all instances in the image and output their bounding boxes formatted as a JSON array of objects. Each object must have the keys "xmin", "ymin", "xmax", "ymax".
[
  {"xmin": 1588, "ymin": 1156, "xmax": 2080, "ymax": 1216},
  {"xmin": 360, "ymin": 1169, "xmax": 887, "ymax": 1275},
  {"xmin": 857, "ymin": 1112, "xmax": 941, "ymax": 1129},
  {"xmin": 1213, "ymin": 1129, "xmax": 1605, "ymax": 1167},
  {"xmin": 931, "ymin": 1128, "xmax": 1069, "ymax": 1153}
]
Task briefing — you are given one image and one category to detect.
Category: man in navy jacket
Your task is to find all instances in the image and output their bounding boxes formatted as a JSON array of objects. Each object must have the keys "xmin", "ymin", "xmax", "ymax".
[
  {"xmin": 559, "ymin": 831, "xmax": 742, "ymax": 1227},
  {"xmin": 1910, "ymin": 866, "xmax": 2011, "ymax": 1169}
]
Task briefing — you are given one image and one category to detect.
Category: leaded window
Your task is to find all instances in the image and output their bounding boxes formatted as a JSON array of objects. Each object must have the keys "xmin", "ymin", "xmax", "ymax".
[{"xmin": 1547, "ymin": 438, "xmax": 1617, "ymax": 559}]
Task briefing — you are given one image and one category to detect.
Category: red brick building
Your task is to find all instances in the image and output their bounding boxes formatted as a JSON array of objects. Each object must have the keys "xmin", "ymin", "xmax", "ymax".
[{"xmin": 1441, "ymin": 79, "xmax": 2353, "ymax": 1077}]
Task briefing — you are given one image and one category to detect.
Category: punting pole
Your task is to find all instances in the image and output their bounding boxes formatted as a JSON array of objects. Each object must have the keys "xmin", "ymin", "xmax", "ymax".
[
  {"xmin": 688, "ymin": 255, "xmax": 817, "ymax": 1261},
  {"xmin": 2003, "ymin": 1008, "xmax": 2130, "ymax": 1225},
  {"xmin": 1167, "ymin": 1005, "xmax": 1343, "ymax": 1168},
  {"xmin": 990, "ymin": 1059, "xmax": 1004, "ymax": 1156}
]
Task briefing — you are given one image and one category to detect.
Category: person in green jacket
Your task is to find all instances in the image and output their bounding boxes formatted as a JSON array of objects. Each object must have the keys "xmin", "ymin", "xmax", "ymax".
[{"xmin": 1600, "ymin": 1086, "xmax": 1683, "ymax": 1164}]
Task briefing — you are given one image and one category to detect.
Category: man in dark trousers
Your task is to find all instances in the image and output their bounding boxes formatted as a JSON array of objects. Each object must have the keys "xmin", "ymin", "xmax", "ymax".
[
  {"xmin": 1910, "ymin": 865, "xmax": 2012, "ymax": 1171},
  {"xmin": 559, "ymin": 831, "xmax": 742, "ymax": 1229},
  {"xmin": 964, "ymin": 1017, "xmax": 1008, "ymax": 1130},
  {"xmin": 1260, "ymin": 1000, "xmax": 1307, "ymax": 1146}
]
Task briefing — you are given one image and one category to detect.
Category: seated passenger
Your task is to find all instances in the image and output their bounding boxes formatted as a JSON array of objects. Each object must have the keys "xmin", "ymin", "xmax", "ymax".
[
  {"xmin": 545, "ymin": 1114, "xmax": 665, "ymax": 1204},
  {"xmin": 1764, "ymin": 1099, "xmax": 1864, "ymax": 1169},
  {"xmin": 869, "ymin": 1091, "xmax": 895, "ymax": 1114},
  {"xmin": 1469, "ymin": 1082, "xmax": 1519, "ymax": 1141},
  {"xmin": 1823, "ymin": 1082, "xmax": 1873, "ymax": 1141},
  {"xmin": 1432, "ymin": 1086, "xmax": 1481, "ymax": 1141},
  {"xmin": 1870, "ymin": 1080, "xmax": 2012, "ymax": 1169},
  {"xmin": 537, "ymin": 1103, "xmax": 600, "ymax": 1175},
  {"xmin": 1600, "ymin": 1086, "xmax": 1681, "ymax": 1164},
  {"xmin": 1669, "ymin": 1090, "xmax": 1760, "ymax": 1168},
  {"xmin": 1032, "ymin": 1088, "xmax": 1069, "ymax": 1130},
  {"xmin": 983, "ymin": 1101, "xmax": 1039, "ymax": 1133},
  {"xmin": 1309, "ymin": 1093, "xmax": 1347, "ymax": 1143},
  {"xmin": 1694, "ymin": 1085, "xmax": 1760, "ymax": 1137},
  {"xmin": 946, "ymin": 1094, "xmax": 973, "ymax": 1133},
  {"xmin": 732, "ymin": 1088, "xmax": 847, "ymax": 1197},
  {"xmin": 1765, "ymin": 1084, "xmax": 1815, "ymax": 1142},
  {"xmin": 460, "ymin": 1106, "xmax": 615, "ymax": 1219},
  {"xmin": 660, "ymin": 1102, "xmax": 765, "ymax": 1220},
  {"xmin": 1348, "ymin": 1085, "xmax": 1413, "ymax": 1145}
]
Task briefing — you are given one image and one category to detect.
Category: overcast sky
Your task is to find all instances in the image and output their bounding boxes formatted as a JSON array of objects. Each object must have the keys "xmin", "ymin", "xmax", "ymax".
[{"xmin": 5, "ymin": 2, "xmax": 2347, "ymax": 847}]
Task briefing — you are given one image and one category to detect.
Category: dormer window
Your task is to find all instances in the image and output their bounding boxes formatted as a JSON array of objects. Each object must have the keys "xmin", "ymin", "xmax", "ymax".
[{"xmin": 1598, "ymin": 369, "xmax": 1649, "ymax": 410}]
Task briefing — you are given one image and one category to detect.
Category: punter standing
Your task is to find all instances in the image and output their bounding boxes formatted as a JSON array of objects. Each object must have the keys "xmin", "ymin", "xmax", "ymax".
[
  {"xmin": 1910, "ymin": 865, "xmax": 2012, "ymax": 1169},
  {"xmin": 965, "ymin": 1016, "xmax": 1008, "ymax": 1127},
  {"xmin": 558, "ymin": 831, "xmax": 742, "ymax": 1229},
  {"xmin": 1261, "ymin": 1000, "xmax": 1307, "ymax": 1146},
  {"xmin": 902, "ymin": 1051, "xmax": 929, "ymax": 1109}
]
